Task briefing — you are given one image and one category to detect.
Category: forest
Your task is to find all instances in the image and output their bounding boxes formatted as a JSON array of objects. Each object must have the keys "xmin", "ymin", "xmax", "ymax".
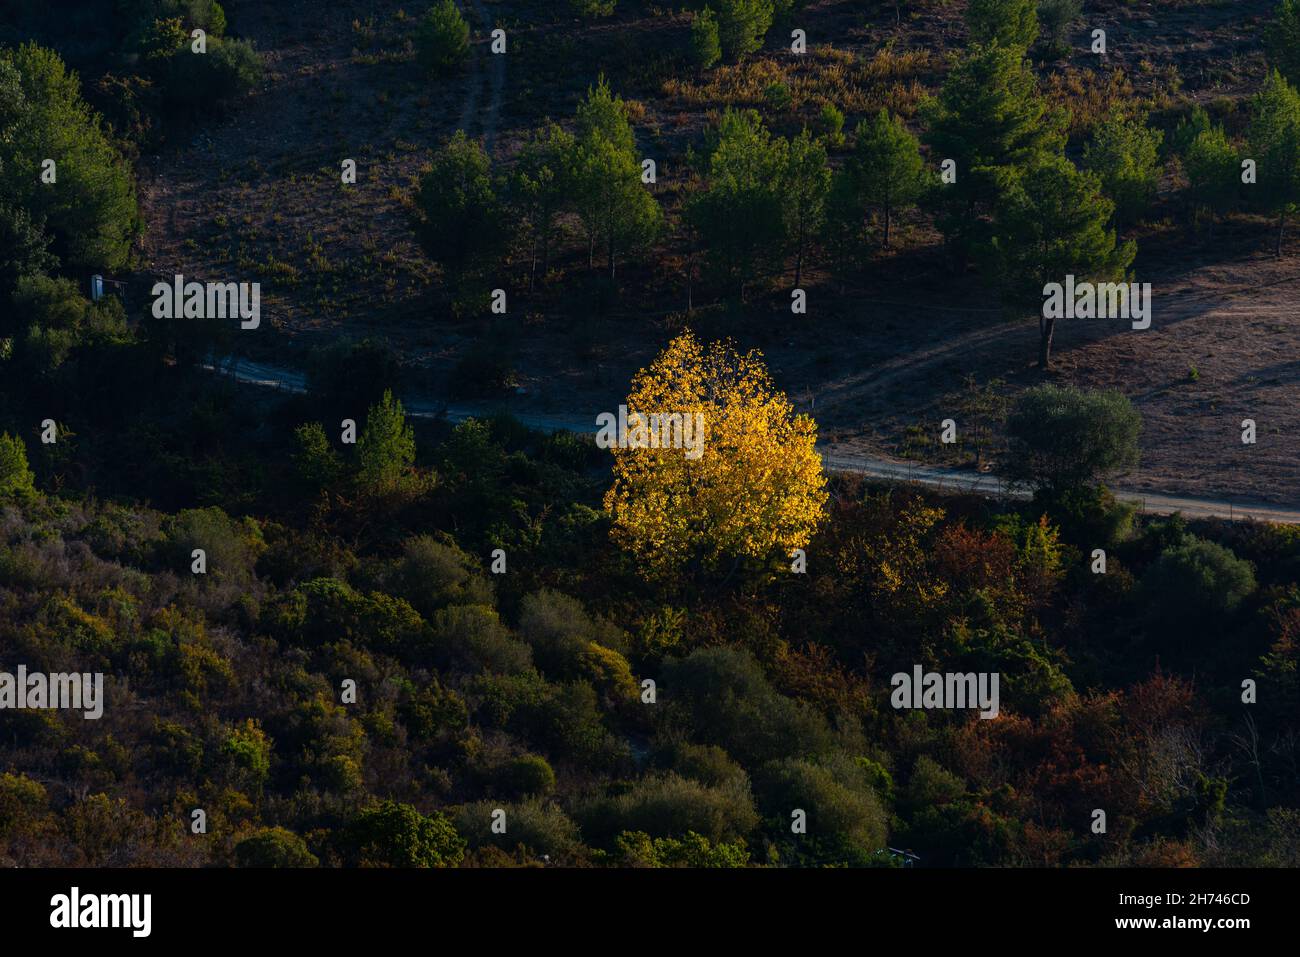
[{"xmin": 0, "ymin": 0, "xmax": 1297, "ymax": 869}]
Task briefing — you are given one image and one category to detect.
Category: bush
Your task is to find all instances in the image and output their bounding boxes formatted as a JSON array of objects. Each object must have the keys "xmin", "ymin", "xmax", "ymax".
[
  {"xmin": 1033, "ymin": 483, "xmax": 1135, "ymax": 548},
  {"xmin": 579, "ymin": 772, "xmax": 759, "ymax": 846},
  {"xmin": 495, "ymin": 754, "xmax": 556, "ymax": 798},
  {"xmin": 1006, "ymin": 384, "xmax": 1141, "ymax": 494},
  {"xmin": 1143, "ymin": 538, "xmax": 1257, "ymax": 625},
  {"xmin": 431, "ymin": 604, "xmax": 532, "ymax": 675},
  {"xmin": 614, "ymin": 829, "xmax": 750, "ymax": 867},
  {"xmin": 570, "ymin": 0, "xmax": 617, "ymax": 15},
  {"xmin": 164, "ymin": 36, "xmax": 263, "ymax": 108},
  {"xmin": 344, "ymin": 800, "xmax": 465, "ymax": 867},
  {"xmin": 517, "ymin": 589, "xmax": 630, "ymax": 679},
  {"xmin": 234, "ymin": 827, "xmax": 318, "ymax": 867},
  {"xmin": 0, "ymin": 433, "xmax": 36, "ymax": 499},
  {"xmin": 455, "ymin": 798, "xmax": 579, "ymax": 857},
  {"xmin": 661, "ymin": 646, "xmax": 834, "ymax": 765},
  {"xmin": 415, "ymin": 0, "xmax": 470, "ymax": 76},
  {"xmin": 265, "ymin": 578, "xmax": 425, "ymax": 651},
  {"xmin": 390, "ymin": 534, "xmax": 494, "ymax": 617},
  {"xmin": 667, "ymin": 742, "xmax": 750, "ymax": 791},
  {"xmin": 163, "ymin": 506, "xmax": 264, "ymax": 584},
  {"xmin": 756, "ymin": 756, "xmax": 889, "ymax": 865}
]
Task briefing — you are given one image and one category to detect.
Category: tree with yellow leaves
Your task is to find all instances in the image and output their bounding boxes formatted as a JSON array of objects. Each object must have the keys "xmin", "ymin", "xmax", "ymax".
[{"xmin": 602, "ymin": 331, "xmax": 828, "ymax": 576}]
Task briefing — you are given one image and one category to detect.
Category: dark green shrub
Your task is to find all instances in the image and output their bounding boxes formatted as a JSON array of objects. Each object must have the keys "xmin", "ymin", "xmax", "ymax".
[
  {"xmin": 415, "ymin": 0, "xmax": 470, "ymax": 76},
  {"xmin": 343, "ymin": 801, "xmax": 465, "ymax": 867},
  {"xmin": 234, "ymin": 827, "xmax": 318, "ymax": 867}
]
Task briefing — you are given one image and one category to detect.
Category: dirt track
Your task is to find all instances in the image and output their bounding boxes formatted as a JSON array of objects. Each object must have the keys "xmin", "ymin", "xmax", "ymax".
[{"xmin": 209, "ymin": 355, "xmax": 1300, "ymax": 526}]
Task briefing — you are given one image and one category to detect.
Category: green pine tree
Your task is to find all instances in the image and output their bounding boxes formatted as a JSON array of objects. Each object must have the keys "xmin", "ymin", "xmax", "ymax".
[
  {"xmin": 921, "ymin": 42, "xmax": 1067, "ymax": 264},
  {"xmin": 782, "ymin": 128, "xmax": 830, "ymax": 288},
  {"xmin": 717, "ymin": 0, "xmax": 774, "ymax": 62},
  {"xmin": 508, "ymin": 122, "xmax": 575, "ymax": 290},
  {"xmin": 690, "ymin": 7, "xmax": 723, "ymax": 71},
  {"xmin": 850, "ymin": 110, "xmax": 928, "ymax": 248},
  {"xmin": 1248, "ymin": 69, "xmax": 1300, "ymax": 256},
  {"xmin": 1184, "ymin": 125, "xmax": 1239, "ymax": 238},
  {"xmin": 413, "ymin": 130, "xmax": 505, "ymax": 292},
  {"xmin": 965, "ymin": 0, "xmax": 1039, "ymax": 50},
  {"xmin": 415, "ymin": 0, "xmax": 470, "ymax": 76},
  {"xmin": 686, "ymin": 108, "xmax": 790, "ymax": 300},
  {"xmin": 0, "ymin": 45, "xmax": 137, "ymax": 271},
  {"xmin": 1265, "ymin": 0, "xmax": 1300, "ymax": 88},
  {"xmin": 985, "ymin": 156, "xmax": 1136, "ymax": 368},
  {"xmin": 358, "ymin": 390, "xmax": 416, "ymax": 493},
  {"xmin": 1083, "ymin": 113, "xmax": 1164, "ymax": 227},
  {"xmin": 569, "ymin": 77, "xmax": 661, "ymax": 278}
]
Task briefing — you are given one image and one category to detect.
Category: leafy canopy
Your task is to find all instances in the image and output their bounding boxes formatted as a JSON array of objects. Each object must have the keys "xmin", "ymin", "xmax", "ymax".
[{"xmin": 603, "ymin": 331, "xmax": 827, "ymax": 575}]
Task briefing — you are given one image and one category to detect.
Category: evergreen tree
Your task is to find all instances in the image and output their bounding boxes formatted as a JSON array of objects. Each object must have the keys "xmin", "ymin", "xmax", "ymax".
[
  {"xmin": 1083, "ymin": 114, "xmax": 1164, "ymax": 227},
  {"xmin": 569, "ymin": 78, "xmax": 661, "ymax": 278},
  {"xmin": 965, "ymin": 0, "xmax": 1039, "ymax": 50},
  {"xmin": 0, "ymin": 432, "xmax": 35, "ymax": 499},
  {"xmin": 1265, "ymin": 0, "xmax": 1300, "ymax": 88},
  {"xmin": 690, "ymin": 7, "xmax": 723, "ymax": 70},
  {"xmin": 0, "ymin": 201, "xmax": 55, "ymax": 303},
  {"xmin": 985, "ymin": 156, "xmax": 1135, "ymax": 368},
  {"xmin": 1167, "ymin": 104, "xmax": 1211, "ymax": 159},
  {"xmin": 413, "ymin": 130, "xmax": 505, "ymax": 290},
  {"xmin": 415, "ymin": 0, "xmax": 470, "ymax": 75},
  {"xmin": 717, "ymin": 0, "xmax": 774, "ymax": 62},
  {"xmin": 1184, "ymin": 125, "xmax": 1239, "ymax": 238},
  {"xmin": 358, "ymin": 390, "xmax": 416, "ymax": 493},
  {"xmin": 686, "ymin": 108, "xmax": 789, "ymax": 299},
  {"xmin": 849, "ymin": 110, "xmax": 927, "ymax": 248},
  {"xmin": 1037, "ymin": 0, "xmax": 1082, "ymax": 58},
  {"xmin": 508, "ymin": 122, "xmax": 575, "ymax": 290},
  {"xmin": 921, "ymin": 43, "xmax": 1067, "ymax": 264},
  {"xmin": 1248, "ymin": 70, "xmax": 1300, "ymax": 256},
  {"xmin": 0, "ymin": 46, "xmax": 137, "ymax": 271},
  {"xmin": 782, "ymin": 129, "xmax": 830, "ymax": 288}
]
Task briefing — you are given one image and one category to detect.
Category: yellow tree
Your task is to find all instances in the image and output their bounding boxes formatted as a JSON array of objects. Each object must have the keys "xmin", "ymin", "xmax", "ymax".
[{"xmin": 602, "ymin": 331, "xmax": 828, "ymax": 576}]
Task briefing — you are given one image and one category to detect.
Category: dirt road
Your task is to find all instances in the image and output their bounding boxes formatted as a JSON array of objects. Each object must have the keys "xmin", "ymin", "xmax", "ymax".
[{"xmin": 207, "ymin": 355, "xmax": 1300, "ymax": 525}]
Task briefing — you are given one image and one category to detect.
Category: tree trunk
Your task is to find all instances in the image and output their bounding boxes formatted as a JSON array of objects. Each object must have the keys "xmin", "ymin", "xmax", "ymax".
[
  {"xmin": 1038, "ymin": 315, "xmax": 1055, "ymax": 369},
  {"xmin": 883, "ymin": 204, "xmax": 892, "ymax": 248},
  {"xmin": 686, "ymin": 256, "xmax": 693, "ymax": 315},
  {"xmin": 794, "ymin": 226, "xmax": 804, "ymax": 289},
  {"xmin": 1278, "ymin": 210, "xmax": 1288, "ymax": 258}
]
